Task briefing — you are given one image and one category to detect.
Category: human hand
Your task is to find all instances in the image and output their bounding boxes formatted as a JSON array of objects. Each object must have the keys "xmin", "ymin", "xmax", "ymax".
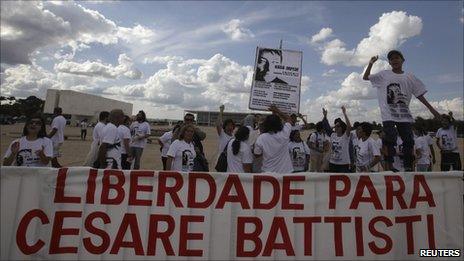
[
  {"xmin": 35, "ymin": 146, "xmax": 46, "ymax": 158},
  {"xmin": 369, "ymin": 55, "xmax": 378, "ymax": 65},
  {"xmin": 322, "ymin": 108, "xmax": 327, "ymax": 117},
  {"xmin": 341, "ymin": 106, "xmax": 346, "ymax": 114},
  {"xmin": 11, "ymin": 141, "xmax": 20, "ymax": 155},
  {"xmin": 219, "ymin": 105, "xmax": 225, "ymax": 112}
]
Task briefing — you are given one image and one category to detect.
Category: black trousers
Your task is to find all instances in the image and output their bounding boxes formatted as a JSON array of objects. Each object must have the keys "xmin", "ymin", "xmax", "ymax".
[
  {"xmin": 441, "ymin": 152, "xmax": 462, "ymax": 171},
  {"xmin": 121, "ymin": 154, "xmax": 131, "ymax": 170},
  {"xmin": 80, "ymin": 129, "xmax": 87, "ymax": 140},
  {"xmin": 382, "ymin": 121, "xmax": 414, "ymax": 171},
  {"xmin": 329, "ymin": 163, "xmax": 351, "ymax": 173}
]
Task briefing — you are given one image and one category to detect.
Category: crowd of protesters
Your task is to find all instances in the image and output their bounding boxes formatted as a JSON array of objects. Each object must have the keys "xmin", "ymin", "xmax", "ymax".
[{"xmin": 2, "ymin": 50, "xmax": 462, "ymax": 172}]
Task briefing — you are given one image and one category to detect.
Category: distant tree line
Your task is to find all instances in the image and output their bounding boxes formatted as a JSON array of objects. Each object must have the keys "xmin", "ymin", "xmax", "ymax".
[{"xmin": 0, "ymin": 96, "xmax": 44, "ymax": 117}]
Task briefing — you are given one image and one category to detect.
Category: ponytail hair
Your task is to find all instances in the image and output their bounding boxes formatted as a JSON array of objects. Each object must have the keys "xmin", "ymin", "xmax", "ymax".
[{"xmin": 232, "ymin": 126, "xmax": 250, "ymax": 155}]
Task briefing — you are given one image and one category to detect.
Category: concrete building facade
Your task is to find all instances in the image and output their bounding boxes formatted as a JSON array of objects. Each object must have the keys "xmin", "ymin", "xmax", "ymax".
[{"xmin": 44, "ymin": 89, "xmax": 133, "ymax": 123}]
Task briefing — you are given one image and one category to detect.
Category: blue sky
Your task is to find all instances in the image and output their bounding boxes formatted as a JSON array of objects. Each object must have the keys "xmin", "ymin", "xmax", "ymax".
[{"xmin": 1, "ymin": 1, "xmax": 463, "ymax": 121}]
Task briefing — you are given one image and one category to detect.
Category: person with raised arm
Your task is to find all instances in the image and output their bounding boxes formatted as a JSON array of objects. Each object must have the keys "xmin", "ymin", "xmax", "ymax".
[
  {"xmin": 328, "ymin": 106, "xmax": 352, "ymax": 173},
  {"xmin": 216, "ymin": 104, "xmax": 235, "ymax": 163},
  {"xmin": 363, "ymin": 50, "xmax": 441, "ymax": 171}
]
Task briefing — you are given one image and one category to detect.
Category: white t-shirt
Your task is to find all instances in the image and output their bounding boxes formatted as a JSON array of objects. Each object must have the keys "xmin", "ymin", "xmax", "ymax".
[
  {"xmin": 50, "ymin": 115, "xmax": 66, "ymax": 144},
  {"xmin": 291, "ymin": 124, "xmax": 303, "ymax": 131},
  {"xmin": 167, "ymin": 140, "xmax": 196, "ymax": 172},
  {"xmin": 254, "ymin": 122, "xmax": 293, "ymax": 173},
  {"xmin": 117, "ymin": 125, "xmax": 131, "ymax": 154},
  {"xmin": 218, "ymin": 130, "xmax": 233, "ymax": 154},
  {"xmin": 415, "ymin": 135, "xmax": 431, "ymax": 165},
  {"xmin": 130, "ymin": 121, "xmax": 151, "ymax": 148},
  {"xmin": 3, "ymin": 137, "xmax": 53, "ymax": 167},
  {"xmin": 393, "ymin": 137, "xmax": 404, "ymax": 171},
  {"xmin": 159, "ymin": 131, "xmax": 173, "ymax": 157},
  {"xmin": 288, "ymin": 141, "xmax": 310, "ymax": 172},
  {"xmin": 350, "ymin": 130, "xmax": 358, "ymax": 142},
  {"xmin": 227, "ymin": 139, "xmax": 253, "ymax": 173},
  {"xmin": 329, "ymin": 133, "xmax": 351, "ymax": 165},
  {"xmin": 80, "ymin": 121, "xmax": 88, "ymax": 130},
  {"xmin": 92, "ymin": 122, "xmax": 106, "ymax": 144},
  {"xmin": 101, "ymin": 123, "xmax": 121, "ymax": 169},
  {"xmin": 355, "ymin": 137, "xmax": 381, "ymax": 170},
  {"xmin": 436, "ymin": 126, "xmax": 459, "ymax": 153},
  {"xmin": 369, "ymin": 70, "xmax": 427, "ymax": 122},
  {"xmin": 308, "ymin": 131, "xmax": 328, "ymax": 156}
]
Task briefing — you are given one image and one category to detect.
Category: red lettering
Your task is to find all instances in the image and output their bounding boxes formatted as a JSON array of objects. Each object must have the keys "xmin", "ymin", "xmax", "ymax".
[
  {"xmin": 329, "ymin": 175, "xmax": 350, "ymax": 209},
  {"xmin": 427, "ymin": 214, "xmax": 436, "ymax": 249},
  {"xmin": 395, "ymin": 215, "xmax": 421, "ymax": 254},
  {"xmin": 129, "ymin": 171, "xmax": 154, "ymax": 206},
  {"xmin": 236, "ymin": 217, "xmax": 262, "ymax": 257},
  {"xmin": 349, "ymin": 176, "xmax": 382, "ymax": 210},
  {"xmin": 324, "ymin": 216, "xmax": 351, "ymax": 256},
  {"xmin": 253, "ymin": 175, "xmax": 280, "ymax": 209},
  {"xmin": 16, "ymin": 209, "xmax": 49, "ymax": 255},
  {"xmin": 156, "ymin": 171, "xmax": 184, "ymax": 207},
  {"xmin": 368, "ymin": 216, "xmax": 393, "ymax": 254},
  {"xmin": 216, "ymin": 175, "xmax": 250, "ymax": 209},
  {"xmin": 355, "ymin": 217, "xmax": 364, "ymax": 256},
  {"xmin": 293, "ymin": 217, "xmax": 321, "ymax": 256},
  {"xmin": 384, "ymin": 175, "xmax": 407, "ymax": 209},
  {"xmin": 49, "ymin": 211, "xmax": 82, "ymax": 254},
  {"xmin": 110, "ymin": 213, "xmax": 144, "ymax": 255},
  {"xmin": 147, "ymin": 214, "xmax": 175, "ymax": 256},
  {"xmin": 101, "ymin": 170, "xmax": 125, "ymax": 205},
  {"xmin": 282, "ymin": 176, "xmax": 304, "ymax": 210},
  {"xmin": 179, "ymin": 215, "xmax": 204, "ymax": 256},
  {"xmin": 410, "ymin": 175, "xmax": 436, "ymax": 208},
  {"xmin": 85, "ymin": 168, "xmax": 98, "ymax": 204},
  {"xmin": 263, "ymin": 217, "xmax": 294, "ymax": 256},
  {"xmin": 83, "ymin": 211, "xmax": 110, "ymax": 254},
  {"xmin": 54, "ymin": 168, "xmax": 81, "ymax": 203},
  {"xmin": 187, "ymin": 173, "xmax": 216, "ymax": 208}
]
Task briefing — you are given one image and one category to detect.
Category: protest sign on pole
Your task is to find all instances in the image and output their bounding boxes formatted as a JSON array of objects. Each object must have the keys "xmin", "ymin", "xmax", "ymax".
[
  {"xmin": 249, "ymin": 47, "xmax": 303, "ymax": 114},
  {"xmin": 1, "ymin": 167, "xmax": 463, "ymax": 260}
]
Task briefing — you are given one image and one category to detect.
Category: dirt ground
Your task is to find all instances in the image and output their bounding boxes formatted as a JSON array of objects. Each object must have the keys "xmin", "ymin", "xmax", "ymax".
[{"xmin": 1, "ymin": 123, "xmax": 463, "ymax": 171}]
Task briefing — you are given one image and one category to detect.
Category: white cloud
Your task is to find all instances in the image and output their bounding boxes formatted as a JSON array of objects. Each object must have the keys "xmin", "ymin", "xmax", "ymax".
[
  {"xmin": 117, "ymin": 24, "xmax": 155, "ymax": 44},
  {"xmin": 310, "ymin": 27, "xmax": 333, "ymax": 43},
  {"xmin": 54, "ymin": 53, "xmax": 142, "ymax": 79},
  {"xmin": 410, "ymin": 97, "xmax": 464, "ymax": 120},
  {"xmin": 318, "ymin": 11, "xmax": 422, "ymax": 66},
  {"xmin": 322, "ymin": 69, "xmax": 337, "ymax": 77},
  {"xmin": 143, "ymin": 55, "xmax": 184, "ymax": 64},
  {"xmin": 221, "ymin": 19, "xmax": 255, "ymax": 41},
  {"xmin": 301, "ymin": 76, "xmax": 311, "ymax": 93}
]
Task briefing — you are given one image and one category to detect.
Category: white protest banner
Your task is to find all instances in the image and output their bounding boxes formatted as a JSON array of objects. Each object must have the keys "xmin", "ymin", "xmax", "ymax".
[
  {"xmin": 249, "ymin": 47, "xmax": 303, "ymax": 114},
  {"xmin": 1, "ymin": 167, "xmax": 463, "ymax": 260}
]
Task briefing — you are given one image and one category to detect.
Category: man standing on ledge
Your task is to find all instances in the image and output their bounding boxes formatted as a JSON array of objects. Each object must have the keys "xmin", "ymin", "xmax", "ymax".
[{"xmin": 363, "ymin": 50, "xmax": 441, "ymax": 171}]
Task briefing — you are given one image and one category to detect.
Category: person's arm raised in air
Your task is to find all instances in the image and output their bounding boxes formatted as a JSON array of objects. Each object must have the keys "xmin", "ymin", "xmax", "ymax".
[
  {"xmin": 297, "ymin": 113, "xmax": 309, "ymax": 130},
  {"xmin": 216, "ymin": 105, "xmax": 225, "ymax": 136},
  {"xmin": 321, "ymin": 108, "xmax": 332, "ymax": 136},
  {"xmin": 363, "ymin": 56, "xmax": 378, "ymax": 81},
  {"xmin": 268, "ymin": 105, "xmax": 291, "ymax": 123},
  {"xmin": 342, "ymin": 106, "xmax": 351, "ymax": 136}
]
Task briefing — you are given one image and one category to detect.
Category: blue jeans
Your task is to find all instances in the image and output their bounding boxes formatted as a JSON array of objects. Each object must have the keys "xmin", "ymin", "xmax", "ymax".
[{"xmin": 382, "ymin": 121, "xmax": 414, "ymax": 171}]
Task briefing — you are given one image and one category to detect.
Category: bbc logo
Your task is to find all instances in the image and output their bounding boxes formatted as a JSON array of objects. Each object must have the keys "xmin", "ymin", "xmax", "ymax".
[{"xmin": 419, "ymin": 249, "xmax": 461, "ymax": 257}]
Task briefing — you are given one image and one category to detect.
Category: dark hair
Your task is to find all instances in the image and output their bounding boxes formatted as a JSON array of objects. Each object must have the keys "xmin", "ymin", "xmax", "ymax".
[
  {"xmin": 223, "ymin": 119, "xmax": 235, "ymax": 130},
  {"xmin": 387, "ymin": 50, "xmax": 405, "ymax": 61},
  {"xmin": 137, "ymin": 110, "xmax": 147, "ymax": 122},
  {"xmin": 53, "ymin": 107, "xmax": 62, "ymax": 115},
  {"xmin": 413, "ymin": 124, "xmax": 426, "ymax": 136},
  {"xmin": 232, "ymin": 126, "xmax": 250, "ymax": 155},
  {"xmin": 360, "ymin": 122, "xmax": 373, "ymax": 137},
  {"xmin": 353, "ymin": 121, "xmax": 360, "ymax": 129},
  {"xmin": 259, "ymin": 48, "xmax": 282, "ymax": 63},
  {"xmin": 179, "ymin": 124, "xmax": 195, "ymax": 140},
  {"xmin": 261, "ymin": 114, "xmax": 283, "ymax": 133},
  {"xmin": 23, "ymin": 114, "xmax": 47, "ymax": 138},
  {"xmin": 289, "ymin": 130, "xmax": 301, "ymax": 142},
  {"xmin": 336, "ymin": 120, "xmax": 347, "ymax": 133},
  {"xmin": 315, "ymin": 121, "xmax": 323, "ymax": 132},
  {"xmin": 184, "ymin": 113, "xmax": 195, "ymax": 120},
  {"xmin": 99, "ymin": 111, "xmax": 109, "ymax": 121},
  {"xmin": 123, "ymin": 115, "xmax": 130, "ymax": 125}
]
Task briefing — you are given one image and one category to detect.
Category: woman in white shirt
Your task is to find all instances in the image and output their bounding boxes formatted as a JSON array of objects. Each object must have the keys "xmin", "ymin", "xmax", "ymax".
[
  {"xmin": 253, "ymin": 105, "xmax": 293, "ymax": 174},
  {"xmin": 3, "ymin": 115, "xmax": 53, "ymax": 167},
  {"xmin": 355, "ymin": 122, "xmax": 381, "ymax": 172},
  {"xmin": 288, "ymin": 130, "xmax": 310, "ymax": 172},
  {"xmin": 166, "ymin": 124, "xmax": 196, "ymax": 172},
  {"xmin": 227, "ymin": 126, "xmax": 253, "ymax": 173},
  {"xmin": 329, "ymin": 106, "xmax": 352, "ymax": 173}
]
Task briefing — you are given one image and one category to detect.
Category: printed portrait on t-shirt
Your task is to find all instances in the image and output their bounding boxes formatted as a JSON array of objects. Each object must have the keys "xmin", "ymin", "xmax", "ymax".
[
  {"xmin": 440, "ymin": 134, "xmax": 454, "ymax": 150},
  {"xmin": 331, "ymin": 141, "xmax": 342, "ymax": 160},
  {"xmin": 182, "ymin": 150, "xmax": 194, "ymax": 170},
  {"xmin": 16, "ymin": 149, "xmax": 38, "ymax": 166},
  {"xmin": 131, "ymin": 126, "xmax": 138, "ymax": 137},
  {"xmin": 291, "ymin": 146, "xmax": 306, "ymax": 169},
  {"xmin": 386, "ymin": 83, "xmax": 407, "ymax": 104}
]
